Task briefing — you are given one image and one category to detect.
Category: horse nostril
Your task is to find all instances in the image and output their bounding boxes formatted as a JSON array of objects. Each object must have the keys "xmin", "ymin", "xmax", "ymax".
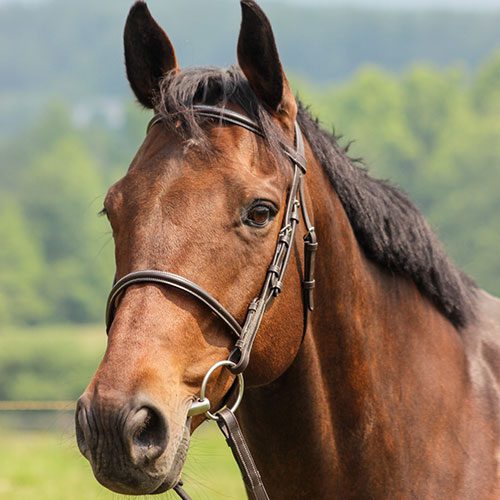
[
  {"xmin": 75, "ymin": 397, "xmax": 91, "ymax": 460},
  {"xmin": 134, "ymin": 407, "xmax": 162, "ymax": 447},
  {"xmin": 128, "ymin": 405, "xmax": 168, "ymax": 465}
]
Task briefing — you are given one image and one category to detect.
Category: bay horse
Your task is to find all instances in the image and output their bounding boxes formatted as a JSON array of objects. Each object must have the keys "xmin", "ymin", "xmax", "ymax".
[{"xmin": 76, "ymin": 1, "xmax": 500, "ymax": 498}]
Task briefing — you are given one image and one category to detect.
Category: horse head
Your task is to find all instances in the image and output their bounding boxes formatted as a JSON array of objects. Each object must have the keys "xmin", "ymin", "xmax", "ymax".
[{"xmin": 76, "ymin": 1, "xmax": 309, "ymax": 494}]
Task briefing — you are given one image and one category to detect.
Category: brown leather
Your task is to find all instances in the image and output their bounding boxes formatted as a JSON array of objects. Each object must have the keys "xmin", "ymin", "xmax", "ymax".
[
  {"xmin": 173, "ymin": 482, "xmax": 191, "ymax": 500},
  {"xmin": 217, "ymin": 409, "xmax": 271, "ymax": 500},
  {"xmin": 106, "ymin": 270, "xmax": 243, "ymax": 338}
]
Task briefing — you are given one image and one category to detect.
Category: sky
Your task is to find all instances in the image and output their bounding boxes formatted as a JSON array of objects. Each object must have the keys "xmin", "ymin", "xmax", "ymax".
[
  {"xmin": 1, "ymin": 0, "xmax": 500, "ymax": 9},
  {"xmin": 276, "ymin": 0, "xmax": 500, "ymax": 7}
]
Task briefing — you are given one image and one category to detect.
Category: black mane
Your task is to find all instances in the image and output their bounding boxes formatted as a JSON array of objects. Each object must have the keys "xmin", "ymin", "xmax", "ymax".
[{"xmin": 156, "ymin": 66, "xmax": 476, "ymax": 328}]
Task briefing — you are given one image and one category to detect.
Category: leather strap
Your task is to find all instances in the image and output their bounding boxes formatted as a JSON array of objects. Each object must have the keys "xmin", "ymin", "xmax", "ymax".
[
  {"xmin": 173, "ymin": 481, "xmax": 191, "ymax": 500},
  {"xmin": 193, "ymin": 105, "xmax": 265, "ymax": 138},
  {"xmin": 192, "ymin": 105, "xmax": 307, "ymax": 174},
  {"xmin": 106, "ymin": 270, "xmax": 242, "ymax": 339},
  {"xmin": 228, "ymin": 162, "xmax": 303, "ymax": 374},
  {"xmin": 217, "ymin": 409, "xmax": 270, "ymax": 500}
]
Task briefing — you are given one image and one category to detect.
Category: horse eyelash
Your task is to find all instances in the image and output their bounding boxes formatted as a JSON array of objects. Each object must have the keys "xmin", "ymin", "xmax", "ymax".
[{"xmin": 98, "ymin": 208, "xmax": 108, "ymax": 218}]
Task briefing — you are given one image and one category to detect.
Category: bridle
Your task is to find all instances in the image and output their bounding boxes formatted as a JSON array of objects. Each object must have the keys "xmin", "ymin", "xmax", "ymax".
[
  {"xmin": 105, "ymin": 105, "xmax": 318, "ymax": 500},
  {"xmin": 106, "ymin": 105, "xmax": 317, "ymax": 499}
]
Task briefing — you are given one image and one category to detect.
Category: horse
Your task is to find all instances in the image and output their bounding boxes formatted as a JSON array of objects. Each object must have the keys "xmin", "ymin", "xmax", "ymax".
[{"xmin": 75, "ymin": 1, "xmax": 500, "ymax": 498}]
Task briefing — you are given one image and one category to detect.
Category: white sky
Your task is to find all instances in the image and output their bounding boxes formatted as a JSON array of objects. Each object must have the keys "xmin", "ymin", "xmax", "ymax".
[
  {"xmin": 1, "ymin": 0, "xmax": 500, "ymax": 8},
  {"xmin": 272, "ymin": 0, "xmax": 500, "ymax": 8}
]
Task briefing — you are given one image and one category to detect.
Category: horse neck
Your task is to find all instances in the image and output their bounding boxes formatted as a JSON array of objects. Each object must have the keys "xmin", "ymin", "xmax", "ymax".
[{"xmin": 238, "ymin": 148, "xmax": 470, "ymax": 499}]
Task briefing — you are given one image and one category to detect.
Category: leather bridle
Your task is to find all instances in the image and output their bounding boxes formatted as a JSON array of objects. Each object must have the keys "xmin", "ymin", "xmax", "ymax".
[{"xmin": 105, "ymin": 105, "xmax": 318, "ymax": 500}]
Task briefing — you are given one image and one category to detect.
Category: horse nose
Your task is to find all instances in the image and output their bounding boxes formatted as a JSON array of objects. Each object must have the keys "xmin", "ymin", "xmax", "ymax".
[
  {"xmin": 125, "ymin": 400, "xmax": 169, "ymax": 465},
  {"xmin": 75, "ymin": 395, "xmax": 169, "ymax": 466}
]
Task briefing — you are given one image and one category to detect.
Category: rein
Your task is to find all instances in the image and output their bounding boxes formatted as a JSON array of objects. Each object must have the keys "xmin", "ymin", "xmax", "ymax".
[{"xmin": 105, "ymin": 105, "xmax": 318, "ymax": 500}]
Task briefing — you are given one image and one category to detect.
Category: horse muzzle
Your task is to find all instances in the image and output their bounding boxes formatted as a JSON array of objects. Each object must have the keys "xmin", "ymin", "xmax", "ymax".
[{"xmin": 75, "ymin": 393, "xmax": 189, "ymax": 495}]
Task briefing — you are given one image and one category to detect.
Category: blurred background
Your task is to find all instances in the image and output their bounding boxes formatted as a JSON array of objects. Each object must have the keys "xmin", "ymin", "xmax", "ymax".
[{"xmin": 1, "ymin": 0, "xmax": 499, "ymax": 498}]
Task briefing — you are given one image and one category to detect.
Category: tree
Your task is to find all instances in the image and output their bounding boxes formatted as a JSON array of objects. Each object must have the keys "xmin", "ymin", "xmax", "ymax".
[
  {"xmin": 0, "ymin": 198, "xmax": 47, "ymax": 326},
  {"xmin": 21, "ymin": 135, "xmax": 113, "ymax": 323},
  {"xmin": 313, "ymin": 67, "xmax": 421, "ymax": 190},
  {"xmin": 472, "ymin": 50, "xmax": 500, "ymax": 115}
]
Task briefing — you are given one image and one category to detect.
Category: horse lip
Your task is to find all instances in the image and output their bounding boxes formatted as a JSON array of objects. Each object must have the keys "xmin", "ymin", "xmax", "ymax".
[
  {"xmin": 151, "ymin": 419, "xmax": 191, "ymax": 494},
  {"xmin": 149, "ymin": 456, "xmax": 185, "ymax": 495},
  {"xmin": 94, "ymin": 475, "xmax": 166, "ymax": 496}
]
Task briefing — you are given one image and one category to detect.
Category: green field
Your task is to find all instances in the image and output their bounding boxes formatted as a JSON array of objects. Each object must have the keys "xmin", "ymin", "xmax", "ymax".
[{"xmin": 0, "ymin": 425, "xmax": 245, "ymax": 500}]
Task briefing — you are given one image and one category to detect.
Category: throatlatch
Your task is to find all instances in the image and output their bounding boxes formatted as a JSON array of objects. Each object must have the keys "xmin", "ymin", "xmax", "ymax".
[{"xmin": 105, "ymin": 105, "xmax": 317, "ymax": 500}]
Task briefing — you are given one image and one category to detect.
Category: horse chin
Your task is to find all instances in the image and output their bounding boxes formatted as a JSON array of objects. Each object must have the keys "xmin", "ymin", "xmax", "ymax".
[{"xmin": 151, "ymin": 481, "xmax": 171, "ymax": 494}]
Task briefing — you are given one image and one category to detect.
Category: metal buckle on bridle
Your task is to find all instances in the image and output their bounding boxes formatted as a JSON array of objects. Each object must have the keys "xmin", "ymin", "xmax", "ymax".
[{"xmin": 187, "ymin": 360, "xmax": 244, "ymax": 420}]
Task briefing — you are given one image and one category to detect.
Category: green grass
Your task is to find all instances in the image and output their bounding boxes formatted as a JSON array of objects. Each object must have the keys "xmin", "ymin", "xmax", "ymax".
[{"xmin": 0, "ymin": 425, "xmax": 246, "ymax": 500}]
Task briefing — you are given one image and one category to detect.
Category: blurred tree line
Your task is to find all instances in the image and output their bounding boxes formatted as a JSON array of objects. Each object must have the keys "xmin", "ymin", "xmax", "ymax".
[
  {"xmin": 2, "ymin": 0, "xmax": 500, "ymax": 136},
  {"xmin": 1, "ymin": 53, "xmax": 499, "ymax": 328}
]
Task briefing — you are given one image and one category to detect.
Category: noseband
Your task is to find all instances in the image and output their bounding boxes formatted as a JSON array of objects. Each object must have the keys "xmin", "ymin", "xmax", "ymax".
[{"xmin": 105, "ymin": 105, "xmax": 318, "ymax": 500}]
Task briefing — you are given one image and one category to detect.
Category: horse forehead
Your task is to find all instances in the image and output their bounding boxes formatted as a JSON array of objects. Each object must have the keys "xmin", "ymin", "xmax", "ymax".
[
  {"xmin": 122, "ymin": 154, "xmax": 279, "ymax": 203},
  {"xmin": 140, "ymin": 121, "xmax": 281, "ymax": 176},
  {"xmin": 109, "ymin": 122, "xmax": 287, "ymax": 218},
  {"xmin": 124, "ymin": 163, "xmax": 237, "ymax": 210}
]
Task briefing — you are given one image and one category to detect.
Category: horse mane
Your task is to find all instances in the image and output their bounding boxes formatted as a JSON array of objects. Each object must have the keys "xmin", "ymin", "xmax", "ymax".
[
  {"xmin": 155, "ymin": 66, "xmax": 477, "ymax": 328},
  {"xmin": 297, "ymin": 103, "xmax": 477, "ymax": 328}
]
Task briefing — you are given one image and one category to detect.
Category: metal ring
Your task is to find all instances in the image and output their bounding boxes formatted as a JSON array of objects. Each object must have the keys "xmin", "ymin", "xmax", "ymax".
[{"xmin": 200, "ymin": 360, "xmax": 244, "ymax": 421}]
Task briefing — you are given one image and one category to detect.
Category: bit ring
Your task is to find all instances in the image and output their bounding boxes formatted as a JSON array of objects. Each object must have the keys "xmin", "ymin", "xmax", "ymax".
[{"xmin": 199, "ymin": 360, "xmax": 244, "ymax": 421}]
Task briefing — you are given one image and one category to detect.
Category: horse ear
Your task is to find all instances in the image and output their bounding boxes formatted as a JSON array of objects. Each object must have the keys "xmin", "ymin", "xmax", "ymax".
[
  {"xmin": 237, "ymin": 0, "xmax": 297, "ymax": 127},
  {"xmin": 124, "ymin": 1, "xmax": 179, "ymax": 109}
]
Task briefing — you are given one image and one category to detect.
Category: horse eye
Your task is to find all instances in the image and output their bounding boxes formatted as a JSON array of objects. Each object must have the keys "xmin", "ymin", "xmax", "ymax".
[{"xmin": 244, "ymin": 203, "xmax": 276, "ymax": 228}]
